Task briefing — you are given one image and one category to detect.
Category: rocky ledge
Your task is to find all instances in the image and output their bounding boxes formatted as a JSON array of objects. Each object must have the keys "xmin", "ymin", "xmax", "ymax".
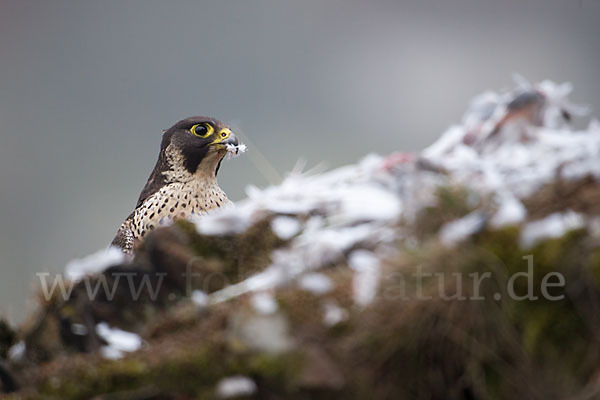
[{"xmin": 2, "ymin": 79, "xmax": 600, "ymax": 399}]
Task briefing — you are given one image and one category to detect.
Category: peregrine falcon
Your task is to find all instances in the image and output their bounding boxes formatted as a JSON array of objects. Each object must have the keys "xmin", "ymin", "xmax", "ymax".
[{"xmin": 111, "ymin": 116, "xmax": 242, "ymax": 254}]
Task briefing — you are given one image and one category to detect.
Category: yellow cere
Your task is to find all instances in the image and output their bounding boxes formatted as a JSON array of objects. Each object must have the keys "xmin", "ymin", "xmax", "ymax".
[{"xmin": 211, "ymin": 128, "xmax": 231, "ymax": 144}]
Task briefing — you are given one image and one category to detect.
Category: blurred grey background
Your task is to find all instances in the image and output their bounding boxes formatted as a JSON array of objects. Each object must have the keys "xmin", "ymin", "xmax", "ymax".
[{"xmin": 1, "ymin": 0, "xmax": 599, "ymax": 323}]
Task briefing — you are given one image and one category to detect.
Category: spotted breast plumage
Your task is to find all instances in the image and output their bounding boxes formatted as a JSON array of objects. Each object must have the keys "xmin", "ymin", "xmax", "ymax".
[{"xmin": 111, "ymin": 116, "xmax": 242, "ymax": 254}]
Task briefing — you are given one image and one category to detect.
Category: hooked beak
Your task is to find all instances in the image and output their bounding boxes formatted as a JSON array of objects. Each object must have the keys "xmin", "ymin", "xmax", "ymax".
[{"xmin": 222, "ymin": 132, "xmax": 239, "ymax": 146}]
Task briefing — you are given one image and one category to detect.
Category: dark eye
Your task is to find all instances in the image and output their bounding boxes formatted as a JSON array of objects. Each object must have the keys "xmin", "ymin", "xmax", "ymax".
[
  {"xmin": 190, "ymin": 123, "xmax": 213, "ymax": 138},
  {"xmin": 194, "ymin": 125, "xmax": 207, "ymax": 136}
]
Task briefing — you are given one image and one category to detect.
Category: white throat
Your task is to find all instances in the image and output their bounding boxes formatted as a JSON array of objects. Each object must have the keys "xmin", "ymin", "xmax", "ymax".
[{"xmin": 163, "ymin": 144, "xmax": 225, "ymax": 184}]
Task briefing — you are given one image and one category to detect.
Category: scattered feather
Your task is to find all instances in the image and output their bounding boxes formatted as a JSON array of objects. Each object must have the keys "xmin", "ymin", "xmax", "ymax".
[
  {"xmin": 225, "ymin": 143, "xmax": 247, "ymax": 159},
  {"xmin": 96, "ymin": 322, "xmax": 142, "ymax": 360},
  {"xmin": 298, "ymin": 273, "xmax": 333, "ymax": 295},
  {"xmin": 216, "ymin": 376, "xmax": 257, "ymax": 398},
  {"xmin": 520, "ymin": 211, "xmax": 585, "ymax": 248},
  {"xmin": 251, "ymin": 292, "xmax": 278, "ymax": 315},
  {"xmin": 65, "ymin": 247, "xmax": 126, "ymax": 281},
  {"xmin": 192, "ymin": 290, "xmax": 209, "ymax": 307},
  {"xmin": 7, "ymin": 341, "xmax": 25, "ymax": 362},
  {"xmin": 348, "ymin": 250, "xmax": 381, "ymax": 306},
  {"xmin": 440, "ymin": 212, "xmax": 487, "ymax": 247},
  {"xmin": 271, "ymin": 216, "xmax": 302, "ymax": 240},
  {"xmin": 323, "ymin": 301, "xmax": 349, "ymax": 326}
]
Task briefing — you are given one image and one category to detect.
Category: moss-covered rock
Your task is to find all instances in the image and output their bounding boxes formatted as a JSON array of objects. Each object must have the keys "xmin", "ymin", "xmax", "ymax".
[{"xmin": 5, "ymin": 80, "xmax": 600, "ymax": 399}]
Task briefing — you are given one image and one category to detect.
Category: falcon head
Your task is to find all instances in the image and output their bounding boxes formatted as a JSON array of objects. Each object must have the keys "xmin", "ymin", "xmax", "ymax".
[{"xmin": 161, "ymin": 116, "xmax": 239, "ymax": 177}]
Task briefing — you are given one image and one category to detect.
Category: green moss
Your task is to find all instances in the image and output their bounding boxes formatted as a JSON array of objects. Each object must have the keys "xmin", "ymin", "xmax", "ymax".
[
  {"xmin": 589, "ymin": 247, "xmax": 600, "ymax": 283},
  {"xmin": 151, "ymin": 346, "xmax": 222, "ymax": 397},
  {"xmin": 414, "ymin": 186, "xmax": 480, "ymax": 239},
  {"xmin": 13, "ymin": 184, "xmax": 600, "ymax": 399},
  {"xmin": 33, "ymin": 333, "xmax": 306, "ymax": 400},
  {"xmin": 463, "ymin": 226, "xmax": 599, "ymax": 384},
  {"xmin": 177, "ymin": 218, "xmax": 283, "ymax": 288},
  {"xmin": 361, "ymin": 223, "xmax": 600, "ymax": 398},
  {"xmin": 39, "ymin": 358, "xmax": 149, "ymax": 399}
]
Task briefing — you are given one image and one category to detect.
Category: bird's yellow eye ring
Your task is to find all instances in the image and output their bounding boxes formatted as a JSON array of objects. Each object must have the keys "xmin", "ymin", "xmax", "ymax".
[{"xmin": 190, "ymin": 123, "xmax": 213, "ymax": 138}]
